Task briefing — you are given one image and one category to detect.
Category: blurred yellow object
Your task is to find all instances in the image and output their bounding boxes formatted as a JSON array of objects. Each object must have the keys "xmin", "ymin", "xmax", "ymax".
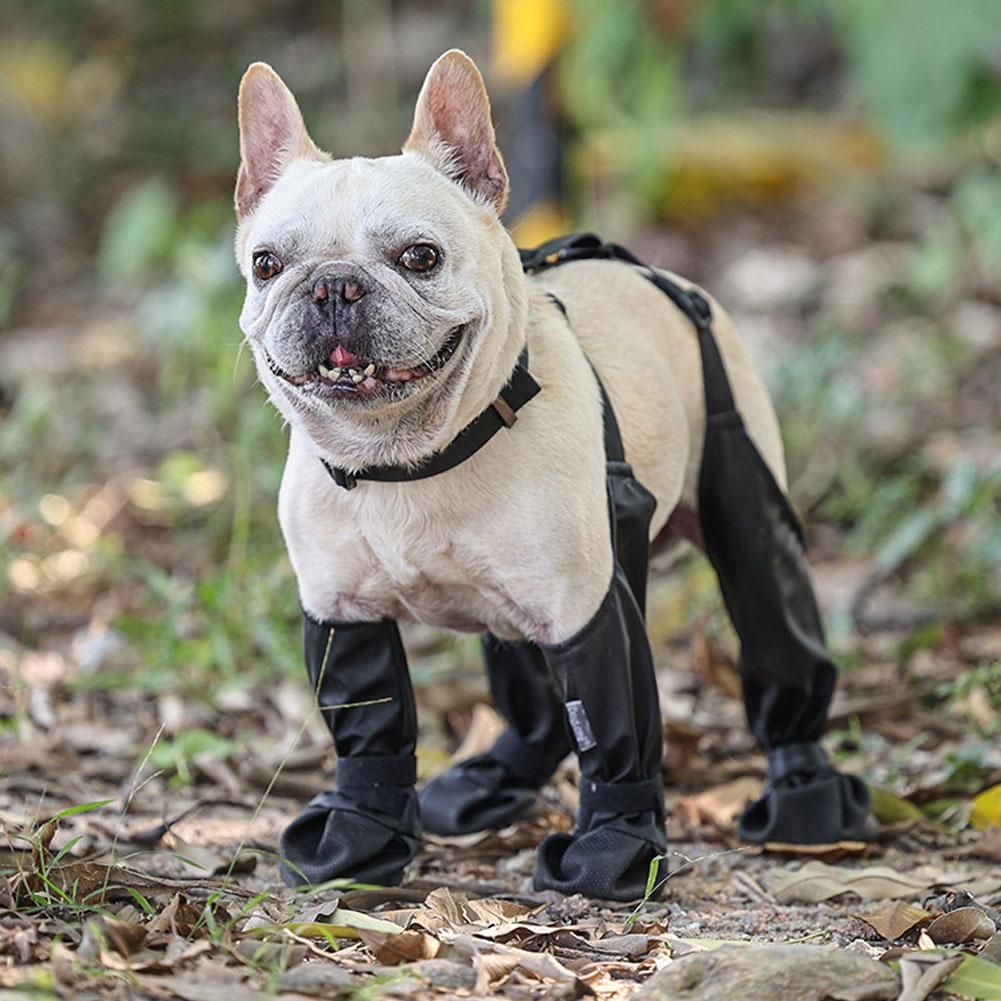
[
  {"xmin": 971, "ymin": 783, "xmax": 1001, "ymax": 829},
  {"xmin": 509, "ymin": 199, "xmax": 566, "ymax": 248},
  {"xmin": 492, "ymin": 0, "xmax": 569, "ymax": 84},
  {"xmin": 577, "ymin": 113, "xmax": 886, "ymax": 223}
]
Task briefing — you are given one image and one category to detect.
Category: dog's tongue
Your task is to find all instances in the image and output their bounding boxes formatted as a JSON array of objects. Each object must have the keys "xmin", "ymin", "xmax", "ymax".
[{"xmin": 329, "ymin": 344, "xmax": 359, "ymax": 367}]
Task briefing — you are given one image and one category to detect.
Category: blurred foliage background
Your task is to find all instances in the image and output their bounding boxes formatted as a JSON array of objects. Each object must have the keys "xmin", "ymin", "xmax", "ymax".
[{"xmin": 1, "ymin": 0, "xmax": 1000, "ymax": 722}]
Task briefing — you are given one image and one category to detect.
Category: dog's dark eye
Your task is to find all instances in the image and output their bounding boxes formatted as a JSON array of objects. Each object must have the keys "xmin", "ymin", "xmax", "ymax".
[
  {"xmin": 253, "ymin": 251, "xmax": 283, "ymax": 281},
  {"xmin": 399, "ymin": 244, "xmax": 439, "ymax": 273}
]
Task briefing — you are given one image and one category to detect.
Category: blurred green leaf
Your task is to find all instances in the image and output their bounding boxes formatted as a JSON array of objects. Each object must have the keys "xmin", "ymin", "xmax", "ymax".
[{"xmin": 98, "ymin": 177, "xmax": 178, "ymax": 288}]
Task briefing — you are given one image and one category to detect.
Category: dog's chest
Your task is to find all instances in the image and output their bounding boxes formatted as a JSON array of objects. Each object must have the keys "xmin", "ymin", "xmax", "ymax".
[{"xmin": 284, "ymin": 484, "xmax": 534, "ymax": 636}]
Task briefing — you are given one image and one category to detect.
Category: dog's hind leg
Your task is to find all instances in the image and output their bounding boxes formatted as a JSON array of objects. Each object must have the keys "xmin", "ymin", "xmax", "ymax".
[
  {"xmin": 694, "ymin": 312, "xmax": 876, "ymax": 845},
  {"xmin": 419, "ymin": 636, "xmax": 571, "ymax": 835},
  {"xmin": 279, "ymin": 612, "xmax": 420, "ymax": 886}
]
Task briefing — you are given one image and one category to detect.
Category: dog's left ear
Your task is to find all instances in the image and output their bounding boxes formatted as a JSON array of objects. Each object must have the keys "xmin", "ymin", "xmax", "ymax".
[{"xmin": 404, "ymin": 49, "xmax": 509, "ymax": 215}]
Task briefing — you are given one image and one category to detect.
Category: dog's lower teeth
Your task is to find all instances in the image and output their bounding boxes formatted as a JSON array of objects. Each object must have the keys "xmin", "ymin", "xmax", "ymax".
[
  {"xmin": 364, "ymin": 363, "xmax": 375, "ymax": 376},
  {"xmin": 318, "ymin": 364, "xmax": 332, "ymax": 378},
  {"xmin": 331, "ymin": 367, "xmax": 342, "ymax": 379},
  {"xmin": 351, "ymin": 372, "xmax": 364, "ymax": 384}
]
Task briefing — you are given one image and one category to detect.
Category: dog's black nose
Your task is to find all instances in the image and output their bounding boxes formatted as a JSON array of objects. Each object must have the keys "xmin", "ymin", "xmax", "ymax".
[{"xmin": 312, "ymin": 275, "xmax": 366, "ymax": 305}]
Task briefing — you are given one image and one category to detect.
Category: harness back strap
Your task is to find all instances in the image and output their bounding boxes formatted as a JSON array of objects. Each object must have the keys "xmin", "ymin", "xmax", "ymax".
[{"xmin": 521, "ymin": 233, "xmax": 737, "ymax": 421}]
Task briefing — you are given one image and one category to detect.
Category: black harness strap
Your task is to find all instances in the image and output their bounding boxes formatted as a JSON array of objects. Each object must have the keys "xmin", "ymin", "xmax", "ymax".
[
  {"xmin": 522, "ymin": 234, "xmax": 737, "ymax": 421},
  {"xmin": 321, "ymin": 348, "xmax": 540, "ymax": 489}
]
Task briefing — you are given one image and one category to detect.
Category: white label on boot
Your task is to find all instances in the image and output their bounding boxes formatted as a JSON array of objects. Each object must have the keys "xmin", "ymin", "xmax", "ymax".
[{"xmin": 565, "ymin": 700, "xmax": 597, "ymax": 752}]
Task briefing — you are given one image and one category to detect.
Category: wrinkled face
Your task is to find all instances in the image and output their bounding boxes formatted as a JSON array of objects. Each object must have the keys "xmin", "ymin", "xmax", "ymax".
[
  {"xmin": 234, "ymin": 51, "xmax": 525, "ymax": 467},
  {"xmin": 238, "ymin": 154, "xmax": 503, "ymax": 422}
]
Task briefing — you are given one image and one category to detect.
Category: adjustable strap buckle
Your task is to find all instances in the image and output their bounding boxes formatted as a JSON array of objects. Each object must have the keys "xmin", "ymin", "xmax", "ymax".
[{"xmin": 492, "ymin": 395, "xmax": 518, "ymax": 428}]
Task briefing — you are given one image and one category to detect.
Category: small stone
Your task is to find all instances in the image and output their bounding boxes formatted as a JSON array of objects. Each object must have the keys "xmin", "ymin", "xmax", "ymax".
[{"xmin": 635, "ymin": 944, "xmax": 898, "ymax": 1001}]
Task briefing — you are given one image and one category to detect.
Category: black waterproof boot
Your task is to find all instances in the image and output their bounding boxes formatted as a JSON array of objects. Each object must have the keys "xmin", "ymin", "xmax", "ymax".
[
  {"xmin": 693, "ymin": 307, "xmax": 875, "ymax": 845},
  {"xmin": 279, "ymin": 613, "xmax": 420, "ymax": 886},
  {"xmin": 533, "ymin": 569, "xmax": 667, "ymax": 902},
  {"xmin": 419, "ymin": 635, "xmax": 570, "ymax": 835}
]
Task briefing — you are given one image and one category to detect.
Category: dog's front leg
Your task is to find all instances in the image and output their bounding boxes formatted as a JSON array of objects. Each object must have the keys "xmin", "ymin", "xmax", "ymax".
[
  {"xmin": 279, "ymin": 612, "xmax": 419, "ymax": 887},
  {"xmin": 533, "ymin": 565, "xmax": 667, "ymax": 902}
]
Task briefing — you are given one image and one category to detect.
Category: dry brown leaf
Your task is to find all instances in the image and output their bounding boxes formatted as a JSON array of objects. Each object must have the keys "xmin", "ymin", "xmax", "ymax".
[
  {"xmin": 853, "ymin": 902, "xmax": 932, "ymax": 941},
  {"xmin": 448, "ymin": 933, "xmax": 582, "ymax": 986},
  {"xmin": 676, "ymin": 777, "xmax": 762, "ymax": 828},
  {"xmin": 473, "ymin": 951, "xmax": 522, "ymax": 991},
  {"xmin": 691, "ymin": 624, "xmax": 742, "ymax": 699},
  {"xmin": 358, "ymin": 928, "xmax": 441, "ymax": 964},
  {"xmin": 463, "ymin": 897, "xmax": 534, "ymax": 926},
  {"xmin": 147, "ymin": 893, "xmax": 205, "ymax": 939},
  {"xmin": 763, "ymin": 841, "xmax": 869, "ymax": 861},
  {"xmin": 926, "ymin": 906, "xmax": 996, "ymax": 944},
  {"xmin": 767, "ymin": 861, "xmax": 934, "ymax": 904},
  {"xmin": 418, "ymin": 886, "xmax": 466, "ymax": 931},
  {"xmin": 591, "ymin": 933, "xmax": 655, "ymax": 958}
]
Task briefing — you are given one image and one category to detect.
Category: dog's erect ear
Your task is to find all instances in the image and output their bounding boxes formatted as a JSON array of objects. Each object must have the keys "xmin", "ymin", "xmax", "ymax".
[
  {"xmin": 236, "ymin": 63, "xmax": 321, "ymax": 221},
  {"xmin": 404, "ymin": 49, "xmax": 509, "ymax": 215}
]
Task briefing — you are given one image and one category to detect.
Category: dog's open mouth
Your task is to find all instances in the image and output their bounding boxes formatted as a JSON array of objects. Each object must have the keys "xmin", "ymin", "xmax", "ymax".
[{"xmin": 266, "ymin": 325, "xmax": 465, "ymax": 400}]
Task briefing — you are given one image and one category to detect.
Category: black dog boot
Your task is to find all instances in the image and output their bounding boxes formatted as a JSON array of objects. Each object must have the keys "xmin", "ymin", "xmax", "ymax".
[
  {"xmin": 534, "ymin": 570, "xmax": 667, "ymax": 902},
  {"xmin": 420, "ymin": 635, "xmax": 570, "ymax": 835},
  {"xmin": 279, "ymin": 613, "xmax": 420, "ymax": 886},
  {"xmin": 738, "ymin": 742, "xmax": 876, "ymax": 844}
]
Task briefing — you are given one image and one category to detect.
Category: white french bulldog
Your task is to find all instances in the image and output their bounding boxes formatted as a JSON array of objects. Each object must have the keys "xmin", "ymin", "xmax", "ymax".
[{"xmin": 232, "ymin": 49, "xmax": 865, "ymax": 901}]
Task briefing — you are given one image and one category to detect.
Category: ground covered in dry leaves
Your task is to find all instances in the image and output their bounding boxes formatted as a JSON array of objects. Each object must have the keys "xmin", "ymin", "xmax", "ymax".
[
  {"xmin": 4, "ymin": 615, "xmax": 1001, "ymax": 1000},
  {"xmin": 4, "ymin": 166, "xmax": 1001, "ymax": 998}
]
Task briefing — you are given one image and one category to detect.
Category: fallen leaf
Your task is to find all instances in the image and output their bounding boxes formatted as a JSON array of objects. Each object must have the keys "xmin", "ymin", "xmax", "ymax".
[
  {"xmin": 926, "ymin": 907, "xmax": 996, "ymax": 944},
  {"xmin": 276, "ymin": 909, "xmax": 404, "ymax": 942},
  {"xmin": 867, "ymin": 786, "xmax": 926, "ymax": 826},
  {"xmin": 676, "ymin": 777, "xmax": 762, "ymax": 828},
  {"xmin": 147, "ymin": 893, "xmax": 207, "ymax": 939},
  {"xmin": 767, "ymin": 861, "xmax": 933, "ymax": 903},
  {"xmin": 763, "ymin": 841, "xmax": 869, "ymax": 861},
  {"xmin": 854, "ymin": 901, "xmax": 932, "ymax": 941},
  {"xmin": 462, "ymin": 897, "xmax": 534, "ymax": 926},
  {"xmin": 359, "ymin": 928, "xmax": 440, "ymax": 964},
  {"xmin": 897, "ymin": 952, "xmax": 964, "ymax": 1001},
  {"xmin": 982, "ymin": 932, "xmax": 1001, "ymax": 965},
  {"xmin": 941, "ymin": 954, "xmax": 1001, "ymax": 1000},
  {"xmin": 973, "ymin": 785, "xmax": 1001, "ymax": 830}
]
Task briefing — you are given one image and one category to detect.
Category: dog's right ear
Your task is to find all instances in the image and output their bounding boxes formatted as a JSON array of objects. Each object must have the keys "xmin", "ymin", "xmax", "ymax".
[{"xmin": 236, "ymin": 63, "xmax": 321, "ymax": 221}]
